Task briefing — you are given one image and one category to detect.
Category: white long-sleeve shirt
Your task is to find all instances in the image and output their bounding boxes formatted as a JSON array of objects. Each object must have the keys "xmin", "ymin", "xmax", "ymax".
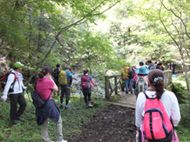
[
  {"xmin": 3, "ymin": 71, "xmax": 26, "ymax": 96},
  {"xmin": 135, "ymin": 90, "xmax": 181, "ymax": 128}
]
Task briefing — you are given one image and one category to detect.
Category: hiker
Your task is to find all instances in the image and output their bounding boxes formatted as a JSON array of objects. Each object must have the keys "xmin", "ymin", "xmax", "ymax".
[
  {"xmin": 133, "ymin": 64, "xmax": 149, "ymax": 98},
  {"xmin": 1, "ymin": 62, "xmax": 27, "ymax": 123},
  {"xmin": 81, "ymin": 69, "xmax": 97, "ymax": 107},
  {"xmin": 59, "ymin": 66, "xmax": 72, "ymax": 109},
  {"xmin": 156, "ymin": 62, "xmax": 164, "ymax": 71},
  {"xmin": 121, "ymin": 66, "xmax": 134, "ymax": 94},
  {"xmin": 151, "ymin": 61, "xmax": 157, "ymax": 69},
  {"xmin": 168, "ymin": 63, "xmax": 177, "ymax": 74},
  {"xmin": 35, "ymin": 67, "xmax": 67, "ymax": 142},
  {"xmin": 135, "ymin": 69, "xmax": 180, "ymax": 142},
  {"xmin": 53, "ymin": 64, "xmax": 61, "ymax": 96},
  {"xmin": 146, "ymin": 60, "xmax": 153, "ymax": 70}
]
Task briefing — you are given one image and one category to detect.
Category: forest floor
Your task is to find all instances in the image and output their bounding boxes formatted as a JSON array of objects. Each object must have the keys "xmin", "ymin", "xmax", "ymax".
[{"xmin": 68, "ymin": 104, "xmax": 136, "ymax": 142}]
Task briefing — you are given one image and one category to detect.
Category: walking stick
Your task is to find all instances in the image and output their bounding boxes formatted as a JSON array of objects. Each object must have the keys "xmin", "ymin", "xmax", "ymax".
[{"xmin": 25, "ymin": 90, "xmax": 32, "ymax": 104}]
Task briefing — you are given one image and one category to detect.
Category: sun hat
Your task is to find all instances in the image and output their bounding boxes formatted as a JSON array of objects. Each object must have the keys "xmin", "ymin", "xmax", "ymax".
[
  {"xmin": 136, "ymin": 66, "xmax": 149, "ymax": 75},
  {"xmin": 13, "ymin": 62, "xmax": 24, "ymax": 69}
]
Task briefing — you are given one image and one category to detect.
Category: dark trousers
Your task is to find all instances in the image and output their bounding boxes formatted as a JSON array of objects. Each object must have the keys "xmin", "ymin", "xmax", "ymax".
[
  {"xmin": 83, "ymin": 93, "xmax": 91, "ymax": 104},
  {"xmin": 172, "ymin": 70, "xmax": 175, "ymax": 74},
  {"xmin": 60, "ymin": 85, "xmax": 70, "ymax": 104},
  {"xmin": 10, "ymin": 93, "xmax": 26, "ymax": 121}
]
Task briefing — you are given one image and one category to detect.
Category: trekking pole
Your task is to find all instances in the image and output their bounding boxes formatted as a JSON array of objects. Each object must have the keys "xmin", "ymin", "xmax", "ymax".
[{"xmin": 25, "ymin": 90, "xmax": 32, "ymax": 104}]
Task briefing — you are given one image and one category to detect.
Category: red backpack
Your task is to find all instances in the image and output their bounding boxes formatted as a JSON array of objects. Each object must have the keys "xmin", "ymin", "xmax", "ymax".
[
  {"xmin": 143, "ymin": 92, "xmax": 173, "ymax": 142},
  {"xmin": 0, "ymin": 71, "xmax": 17, "ymax": 92},
  {"xmin": 81, "ymin": 75, "xmax": 92, "ymax": 89}
]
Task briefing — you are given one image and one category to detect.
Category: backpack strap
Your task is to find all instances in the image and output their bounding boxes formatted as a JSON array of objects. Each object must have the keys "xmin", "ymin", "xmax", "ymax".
[{"xmin": 144, "ymin": 92, "xmax": 149, "ymax": 99}]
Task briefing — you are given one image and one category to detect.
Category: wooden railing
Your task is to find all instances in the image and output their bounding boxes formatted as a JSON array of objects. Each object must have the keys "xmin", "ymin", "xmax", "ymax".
[
  {"xmin": 105, "ymin": 75, "xmax": 122, "ymax": 99},
  {"xmin": 105, "ymin": 70, "xmax": 172, "ymax": 99}
]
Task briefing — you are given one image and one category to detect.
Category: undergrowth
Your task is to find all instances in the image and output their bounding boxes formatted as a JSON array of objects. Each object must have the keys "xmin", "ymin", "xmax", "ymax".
[{"xmin": 0, "ymin": 92, "xmax": 107, "ymax": 142}]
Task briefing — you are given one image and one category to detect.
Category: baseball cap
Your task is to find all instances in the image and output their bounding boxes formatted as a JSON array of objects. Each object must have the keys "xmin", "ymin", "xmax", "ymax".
[
  {"xmin": 14, "ymin": 62, "xmax": 24, "ymax": 68},
  {"xmin": 139, "ymin": 61, "xmax": 144, "ymax": 65}
]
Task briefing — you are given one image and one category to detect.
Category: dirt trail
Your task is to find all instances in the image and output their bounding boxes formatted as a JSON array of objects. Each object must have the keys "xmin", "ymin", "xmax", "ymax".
[{"xmin": 68, "ymin": 105, "xmax": 136, "ymax": 142}]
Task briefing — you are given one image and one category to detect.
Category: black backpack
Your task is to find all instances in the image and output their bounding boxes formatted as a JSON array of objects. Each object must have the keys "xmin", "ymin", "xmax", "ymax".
[
  {"xmin": 31, "ymin": 83, "xmax": 51, "ymax": 108},
  {"xmin": 0, "ymin": 71, "xmax": 17, "ymax": 92},
  {"xmin": 129, "ymin": 69, "xmax": 135, "ymax": 79},
  {"xmin": 53, "ymin": 68, "xmax": 59, "ymax": 79}
]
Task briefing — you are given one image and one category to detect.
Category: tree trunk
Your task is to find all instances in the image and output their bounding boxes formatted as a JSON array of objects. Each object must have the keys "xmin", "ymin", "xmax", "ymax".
[{"xmin": 179, "ymin": 7, "xmax": 190, "ymax": 91}]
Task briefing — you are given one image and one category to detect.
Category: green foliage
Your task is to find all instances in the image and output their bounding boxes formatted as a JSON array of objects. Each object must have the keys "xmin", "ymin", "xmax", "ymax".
[
  {"xmin": 172, "ymin": 83, "xmax": 186, "ymax": 104},
  {"xmin": 0, "ymin": 92, "xmax": 107, "ymax": 141},
  {"xmin": 109, "ymin": 95, "xmax": 121, "ymax": 102},
  {"xmin": 179, "ymin": 92, "xmax": 190, "ymax": 128}
]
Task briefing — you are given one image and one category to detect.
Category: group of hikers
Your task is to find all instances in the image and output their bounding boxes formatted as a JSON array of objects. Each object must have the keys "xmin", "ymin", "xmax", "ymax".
[
  {"xmin": 0, "ymin": 62, "xmax": 97, "ymax": 142},
  {"xmin": 121, "ymin": 60, "xmax": 180, "ymax": 141},
  {"xmin": 121, "ymin": 60, "xmax": 177, "ymax": 96},
  {"xmin": 0, "ymin": 60, "xmax": 181, "ymax": 142}
]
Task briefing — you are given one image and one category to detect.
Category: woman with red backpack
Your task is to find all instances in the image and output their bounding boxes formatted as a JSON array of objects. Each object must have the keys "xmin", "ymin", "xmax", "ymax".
[
  {"xmin": 81, "ymin": 69, "xmax": 97, "ymax": 108},
  {"xmin": 135, "ymin": 69, "xmax": 181, "ymax": 142}
]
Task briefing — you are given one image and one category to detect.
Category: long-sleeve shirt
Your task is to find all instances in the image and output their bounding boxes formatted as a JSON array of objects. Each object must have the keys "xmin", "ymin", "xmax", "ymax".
[
  {"xmin": 135, "ymin": 90, "xmax": 181, "ymax": 128},
  {"xmin": 3, "ymin": 70, "xmax": 26, "ymax": 96}
]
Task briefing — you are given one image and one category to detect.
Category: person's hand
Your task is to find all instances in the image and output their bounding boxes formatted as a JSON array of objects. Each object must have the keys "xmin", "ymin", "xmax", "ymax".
[
  {"xmin": 1, "ymin": 95, "xmax": 7, "ymax": 102},
  {"xmin": 23, "ymin": 86, "xmax": 27, "ymax": 90},
  {"xmin": 136, "ymin": 131, "xmax": 139, "ymax": 142}
]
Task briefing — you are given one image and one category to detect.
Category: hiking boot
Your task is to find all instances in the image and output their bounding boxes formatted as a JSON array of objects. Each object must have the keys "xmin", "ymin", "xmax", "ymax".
[
  {"xmin": 59, "ymin": 104, "xmax": 63, "ymax": 109},
  {"xmin": 126, "ymin": 91, "xmax": 128, "ymax": 94},
  {"xmin": 65, "ymin": 105, "xmax": 70, "ymax": 109},
  {"xmin": 88, "ymin": 102, "xmax": 93, "ymax": 108},
  {"xmin": 16, "ymin": 117, "xmax": 24, "ymax": 121},
  {"xmin": 12, "ymin": 120, "xmax": 20, "ymax": 124},
  {"xmin": 56, "ymin": 139, "xmax": 67, "ymax": 142}
]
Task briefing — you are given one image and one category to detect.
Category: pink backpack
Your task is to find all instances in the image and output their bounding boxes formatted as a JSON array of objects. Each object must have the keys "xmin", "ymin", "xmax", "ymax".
[
  {"xmin": 143, "ymin": 92, "xmax": 173, "ymax": 142},
  {"xmin": 81, "ymin": 75, "xmax": 92, "ymax": 89}
]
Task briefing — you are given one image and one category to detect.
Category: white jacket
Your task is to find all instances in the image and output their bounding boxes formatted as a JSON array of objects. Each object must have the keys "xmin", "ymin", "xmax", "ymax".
[
  {"xmin": 3, "ymin": 70, "xmax": 26, "ymax": 96},
  {"xmin": 135, "ymin": 90, "xmax": 181, "ymax": 128}
]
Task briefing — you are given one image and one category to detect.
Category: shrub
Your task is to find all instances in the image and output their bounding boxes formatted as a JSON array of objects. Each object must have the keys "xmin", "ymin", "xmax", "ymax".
[
  {"xmin": 172, "ymin": 83, "xmax": 186, "ymax": 104},
  {"xmin": 179, "ymin": 92, "xmax": 190, "ymax": 128}
]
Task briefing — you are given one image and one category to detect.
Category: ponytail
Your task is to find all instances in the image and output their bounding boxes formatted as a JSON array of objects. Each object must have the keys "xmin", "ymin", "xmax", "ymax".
[
  {"xmin": 148, "ymin": 69, "xmax": 165, "ymax": 99},
  {"xmin": 38, "ymin": 67, "xmax": 53, "ymax": 79},
  {"xmin": 84, "ymin": 69, "xmax": 89, "ymax": 75}
]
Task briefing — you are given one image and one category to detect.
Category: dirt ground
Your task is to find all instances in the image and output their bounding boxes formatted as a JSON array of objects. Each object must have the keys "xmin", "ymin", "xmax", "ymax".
[{"xmin": 68, "ymin": 104, "xmax": 136, "ymax": 142}]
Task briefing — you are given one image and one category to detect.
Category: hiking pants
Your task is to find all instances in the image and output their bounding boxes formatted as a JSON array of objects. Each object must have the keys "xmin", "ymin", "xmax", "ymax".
[
  {"xmin": 54, "ymin": 80, "xmax": 60, "ymax": 96},
  {"xmin": 10, "ymin": 93, "xmax": 26, "ymax": 121},
  {"xmin": 41, "ymin": 116, "xmax": 63, "ymax": 142},
  {"xmin": 60, "ymin": 85, "xmax": 70, "ymax": 104},
  {"xmin": 83, "ymin": 93, "xmax": 91, "ymax": 104},
  {"xmin": 125, "ymin": 79, "xmax": 133, "ymax": 93}
]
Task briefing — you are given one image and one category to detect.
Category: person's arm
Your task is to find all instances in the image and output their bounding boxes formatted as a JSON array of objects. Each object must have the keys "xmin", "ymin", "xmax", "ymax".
[
  {"xmin": 21, "ymin": 80, "xmax": 27, "ymax": 90},
  {"xmin": 91, "ymin": 79, "xmax": 97, "ymax": 86},
  {"xmin": 171, "ymin": 93, "xmax": 181, "ymax": 126},
  {"xmin": 2, "ymin": 74, "xmax": 15, "ymax": 101},
  {"xmin": 49, "ymin": 76, "xmax": 58, "ymax": 92},
  {"xmin": 69, "ymin": 76, "xmax": 73, "ymax": 86}
]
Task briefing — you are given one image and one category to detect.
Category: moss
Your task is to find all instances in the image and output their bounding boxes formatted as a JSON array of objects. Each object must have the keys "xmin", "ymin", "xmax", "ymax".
[{"xmin": 109, "ymin": 95, "xmax": 121, "ymax": 102}]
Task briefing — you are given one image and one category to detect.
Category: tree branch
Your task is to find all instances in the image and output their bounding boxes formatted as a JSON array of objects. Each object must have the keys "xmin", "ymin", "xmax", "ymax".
[
  {"xmin": 160, "ymin": 1, "xmax": 190, "ymax": 39},
  {"xmin": 159, "ymin": 4, "xmax": 180, "ymax": 48}
]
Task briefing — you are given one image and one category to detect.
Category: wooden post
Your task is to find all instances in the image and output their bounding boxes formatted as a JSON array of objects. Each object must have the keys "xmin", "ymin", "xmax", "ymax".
[
  {"xmin": 105, "ymin": 76, "xmax": 109, "ymax": 99},
  {"xmin": 115, "ymin": 76, "xmax": 118, "ymax": 94}
]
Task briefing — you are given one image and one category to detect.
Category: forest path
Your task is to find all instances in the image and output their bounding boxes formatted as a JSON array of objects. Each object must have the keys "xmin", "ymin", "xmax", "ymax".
[
  {"xmin": 68, "ymin": 104, "xmax": 136, "ymax": 142},
  {"xmin": 108, "ymin": 91, "xmax": 136, "ymax": 109}
]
